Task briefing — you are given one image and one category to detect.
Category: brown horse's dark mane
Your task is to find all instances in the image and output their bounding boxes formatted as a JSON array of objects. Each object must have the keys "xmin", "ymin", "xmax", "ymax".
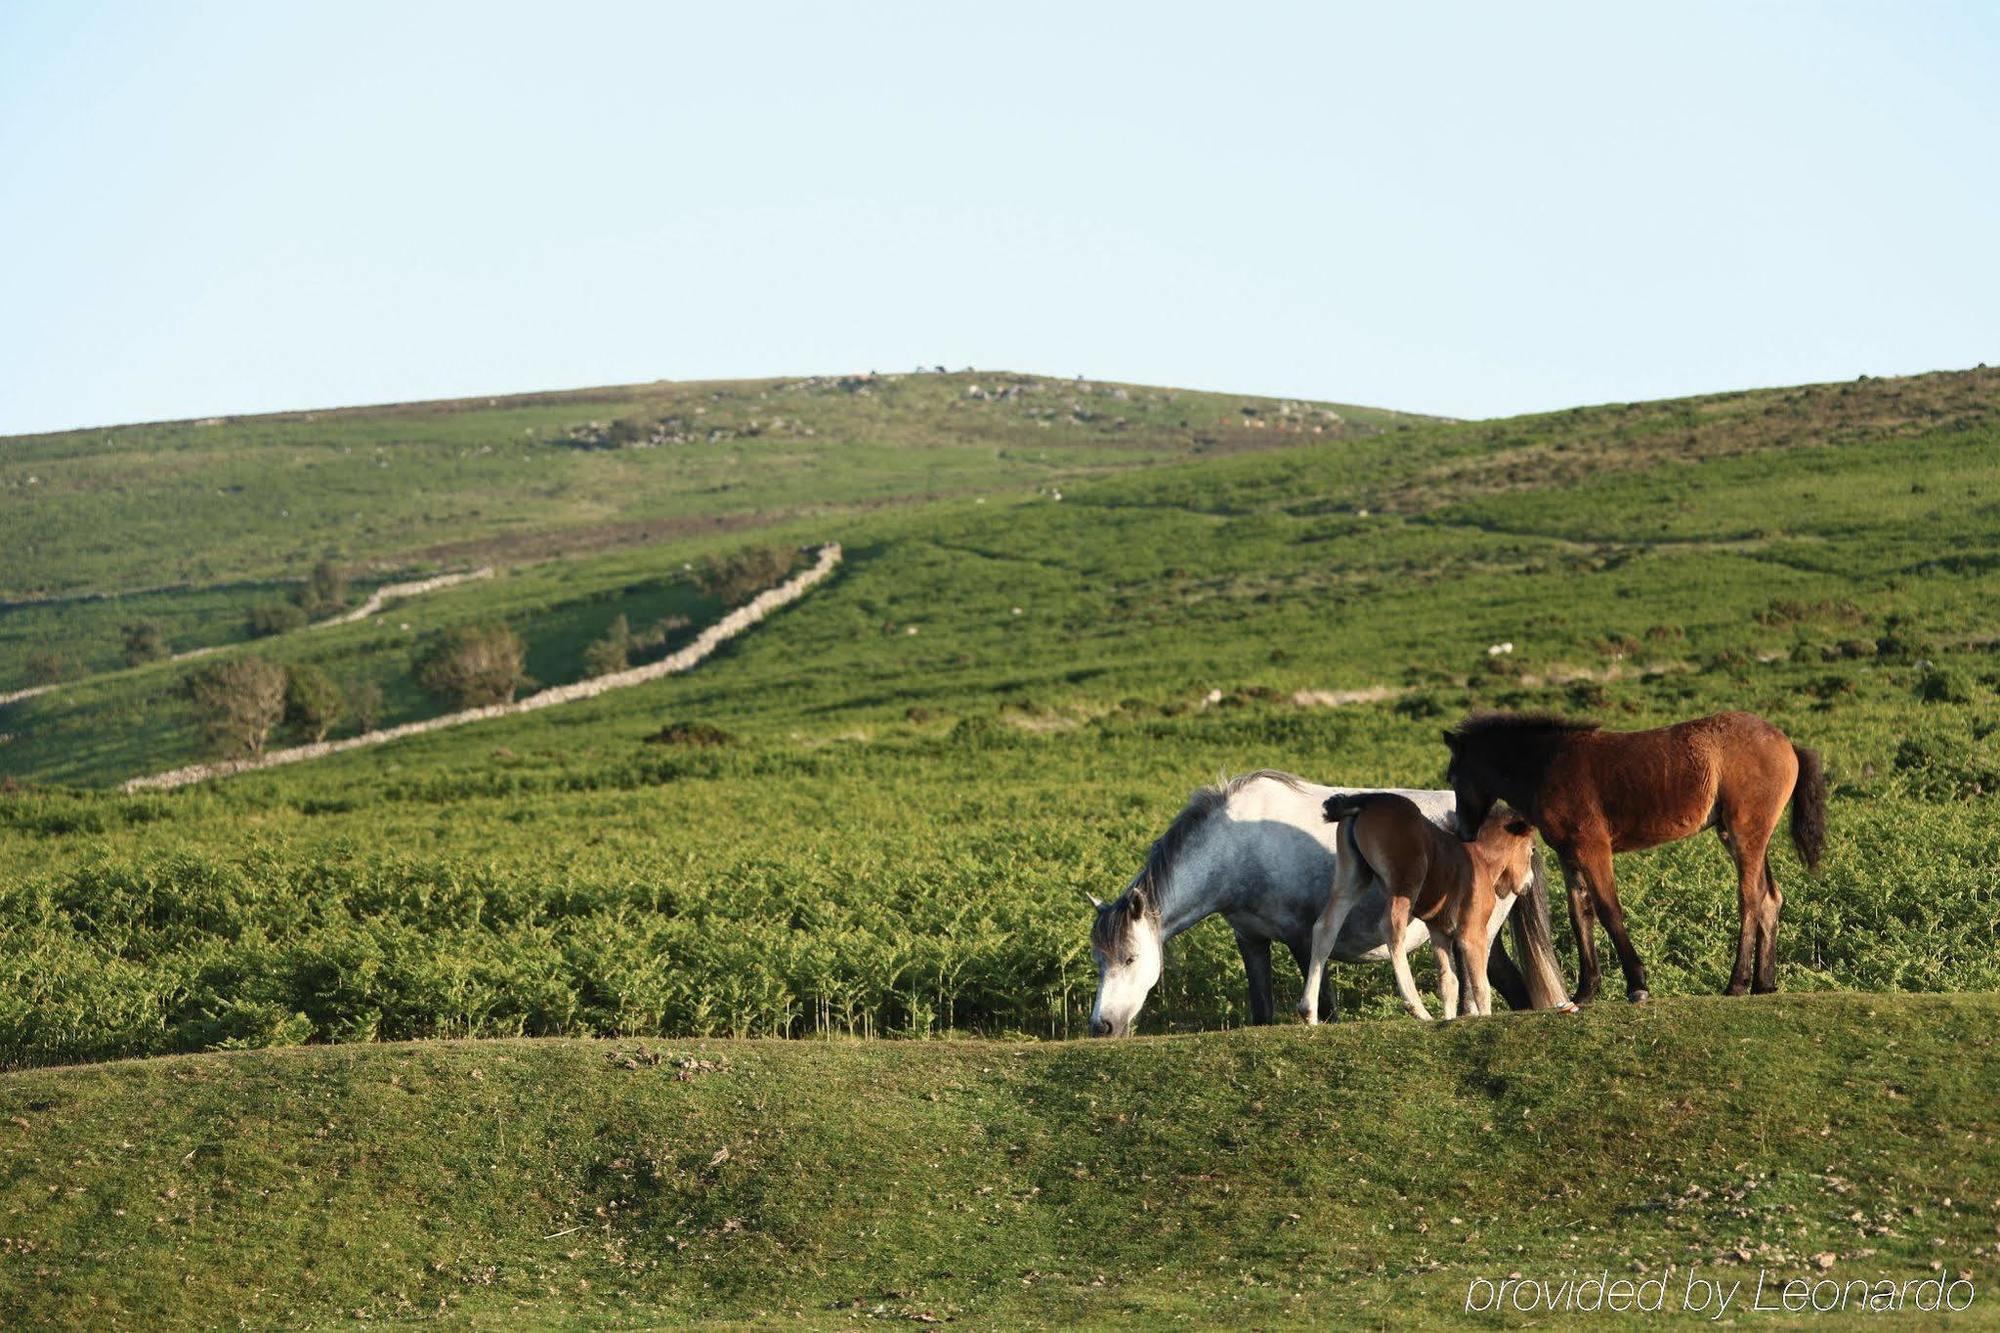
[
  {"xmin": 1448, "ymin": 711, "xmax": 1601, "ymax": 743},
  {"xmin": 1448, "ymin": 712, "xmax": 1601, "ymax": 792}
]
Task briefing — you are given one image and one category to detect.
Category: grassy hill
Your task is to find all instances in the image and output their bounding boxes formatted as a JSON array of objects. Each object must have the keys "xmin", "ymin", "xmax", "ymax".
[
  {"xmin": 4, "ymin": 366, "xmax": 1999, "ymax": 1064},
  {"xmin": 4, "ymin": 993, "xmax": 1995, "ymax": 1327},
  {"xmin": 0, "ymin": 371, "xmax": 1425, "ymax": 679},
  {"xmin": 5, "ymin": 362, "xmax": 2000, "ymax": 1324}
]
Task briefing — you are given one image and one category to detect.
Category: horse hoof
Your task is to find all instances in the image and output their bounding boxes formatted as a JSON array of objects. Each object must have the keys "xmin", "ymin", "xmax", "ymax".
[
  {"xmin": 1554, "ymin": 1000, "xmax": 1580, "ymax": 1015},
  {"xmin": 1723, "ymin": 984, "xmax": 1749, "ymax": 997},
  {"xmin": 1628, "ymin": 988, "xmax": 1651, "ymax": 1004}
]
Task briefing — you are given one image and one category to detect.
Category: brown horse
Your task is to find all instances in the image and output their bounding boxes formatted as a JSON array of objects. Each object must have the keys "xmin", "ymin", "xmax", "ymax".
[
  {"xmin": 1444, "ymin": 711, "xmax": 1826, "ymax": 1003},
  {"xmin": 1301, "ymin": 792, "xmax": 1540, "ymax": 1022}
]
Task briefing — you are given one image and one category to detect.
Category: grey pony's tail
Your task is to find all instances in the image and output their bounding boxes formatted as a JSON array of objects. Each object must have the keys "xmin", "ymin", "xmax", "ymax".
[{"xmin": 1508, "ymin": 845, "xmax": 1572, "ymax": 1009}]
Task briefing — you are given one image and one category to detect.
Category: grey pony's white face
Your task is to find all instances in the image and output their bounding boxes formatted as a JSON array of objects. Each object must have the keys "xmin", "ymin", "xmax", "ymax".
[{"xmin": 1088, "ymin": 891, "xmax": 1164, "ymax": 1037}]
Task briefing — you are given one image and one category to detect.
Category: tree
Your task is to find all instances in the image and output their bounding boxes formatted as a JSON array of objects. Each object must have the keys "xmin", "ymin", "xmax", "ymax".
[
  {"xmin": 693, "ymin": 545, "xmax": 799, "ymax": 606},
  {"xmin": 583, "ymin": 614, "xmax": 633, "ymax": 677},
  {"xmin": 298, "ymin": 559, "xmax": 348, "ymax": 616},
  {"xmin": 414, "ymin": 623, "xmax": 531, "ymax": 708},
  {"xmin": 122, "ymin": 622, "xmax": 169, "ymax": 667},
  {"xmin": 348, "ymin": 679, "xmax": 385, "ymax": 733},
  {"xmin": 283, "ymin": 663, "xmax": 344, "ymax": 742},
  {"xmin": 246, "ymin": 603, "xmax": 307, "ymax": 637},
  {"xmin": 188, "ymin": 656, "xmax": 288, "ymax": 758}
]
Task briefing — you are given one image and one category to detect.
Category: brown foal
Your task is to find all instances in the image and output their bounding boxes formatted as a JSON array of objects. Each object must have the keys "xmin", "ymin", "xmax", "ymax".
[
  {"xmin": 1445, "ymin": 711, "xmax": 1827, "ymax": 1004},
  {"xmin": 1300, "ymin": 792, "xmax": 1538, "ymax": 1022}
]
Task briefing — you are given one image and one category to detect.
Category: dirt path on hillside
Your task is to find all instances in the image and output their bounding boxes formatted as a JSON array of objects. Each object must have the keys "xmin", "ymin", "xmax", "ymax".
[{"xmin": 120, "ymin": 544, "xmax": 841, "ymax": 792}]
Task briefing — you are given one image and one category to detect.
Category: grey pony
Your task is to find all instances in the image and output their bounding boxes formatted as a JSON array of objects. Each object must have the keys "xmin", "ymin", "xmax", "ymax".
[{"xmin": 1086, "ymin": 771, "xmax": 1569, "ymax": 1036}]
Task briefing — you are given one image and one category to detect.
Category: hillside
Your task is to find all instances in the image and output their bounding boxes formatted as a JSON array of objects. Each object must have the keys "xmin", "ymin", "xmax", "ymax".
[
  {"xmin": 4, "ymin": 367, "xmax": 2000, "ymax": 1063},
  {"xmin": 0, "ymin": 370, "xmax": 1425, "ymax": 601},
  {"xmin": 4, "ymin": 994, "xmax": 1995, "ymax": 1327},
  {"xmin": 5, "ymin": 363, "xmax": 2000, "ymax": 1327},
  {"xmin": 0, "ymin": 371, "xmax": 1427, "ymax": 748}
]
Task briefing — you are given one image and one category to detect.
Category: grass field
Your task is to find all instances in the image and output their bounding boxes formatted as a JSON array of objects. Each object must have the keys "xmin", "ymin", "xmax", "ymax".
[
  {"xmin": 3, "ymin": 364, "xmax": 1999, "ymax": 1324},
  {"xmin": 4, "ymin": 994, "xmax": 1995, "ymax": 1327},
  {"xmin": 5, "ymin": 366, "xmax": 1999, "ymax": 1062}
]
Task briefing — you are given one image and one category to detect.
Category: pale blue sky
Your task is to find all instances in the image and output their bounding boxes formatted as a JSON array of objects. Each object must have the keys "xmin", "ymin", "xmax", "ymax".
[{"xmin": 2, "ymin": 2, "xmax": 1995, "ymax": 434}]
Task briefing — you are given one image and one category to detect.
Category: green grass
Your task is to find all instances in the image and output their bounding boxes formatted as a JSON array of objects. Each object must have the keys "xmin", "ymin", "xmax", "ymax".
[
  {"xmin": 5, "ymin": 368, "xmax": 2000, "ymax": 1063},
  {"xmin": 6, "ymin": 364, "xmax": 2000, "ymax": 1326},
  {"xmin": 0, "ymin": 371, "xmax": 1425, "ymax": 603},
  {"xmin": 0, "ymin": 553, "xmax": 724, "ymax": 787},
  {"xmin": 3, "ymin": 993, "xmax": 1995, "ymax": 1327}
]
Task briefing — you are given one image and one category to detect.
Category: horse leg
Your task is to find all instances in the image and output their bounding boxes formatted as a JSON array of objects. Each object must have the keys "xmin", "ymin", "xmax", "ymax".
[
  {"xmin": 1285, "ymin": 937, "xmax": 1338, "ymax": 1024},
  {"xmin": 1557, "ymin": 849, "xmax": 1603, "ymax": 1005},
  {"xmin": 1303, "ymin": 889, "xmax": 1361, "ymax": 1025},
  {"xmin": 1301, "ymin": 840, "xmax": 1368, "ymax": 1025},
  {"xmin": 1575, "ymin": 841, "xmax": 1650, "ymax": 1002},
  {"xmin": 1236, "ymin": 932, "xmax": 1276, "ymax": 1024},
  {"xmin": 1721, "ymin": 818, "xmax": 1776, "ymax": 996},
  {"xmin": 1431, "ymin": 928, "xmax": 1460, "ymax": 1021},
  {"xmin": 1718, "ymin": 826, "xmax": 1758, "ymax": 995},
  {"xmin": 1754, "ymin": 857, "xmax": 1785, "ymax": 994},
  {"xmin": 1460, "ymin": 897, "xmax": 1495, "ymax": 1016},
  {"xmin": 1385, "ymin": 895, "xmax": 1432, "ymax": 1020}
]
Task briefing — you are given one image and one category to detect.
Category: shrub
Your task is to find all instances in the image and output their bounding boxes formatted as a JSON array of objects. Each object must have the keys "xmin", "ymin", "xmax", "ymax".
[
  {"xmin": 1893, "ymin": 728, "xmax": 2000, "ymax": 799},
  {"xmin": 694, "ymin": 545, "xmax": 800, "ymax": 606},
  {"xmin": 584, "ymin": 615, "xmax": 633, "ymax": 677},
  {"xmin": 1393, "ymin": 692, "xmax": 1446, "ymax": 719},
  {"xmin": 414, "ymin": 623, "xmax": 531, "ymax": 708},
  {"xmin": 188, "ymin": 656, "xmax": 288, "ymax": 757},
  {"xmin": 632, "ymin": 614, "xmax": 692, "ymax": 653},
  {"xmin": 1566, "ymin": 680, "xmax": 1612, "ymax": 712},
  {"xmin": 283, "ymin": 664, "xmax": 344, "ymax": 742},
  {"xmin": 1876, "ymin": 617, "xmax": 1933, "ymax": 663},
  {"xmin": 297, "ymin": 559, "xmax": 348, "ymax": 616},
  {"xmin": 643, "ymin": 721, "xmax": 734, "ymax": 747},
  {"xmin": 24, "ymin": 650, "xmax": 76, "ymax": 686},
  {"xmin": 348, "ymin": 680, "xmax": 385, "ymax": 734},
  {"xmin": 246, "ymin": 604, "xmax": 308, "ymax": 638},
  {"xmin": 122, "ymin": 622, "xmax": 169, "ymax": 667},
  {"xmin": 1916, "ymin": 664, "xmax": 1975, "ymax": 706},
  {"xmin": 947, "ymin": 715, "xmax": 1015, "ymax": 748}
]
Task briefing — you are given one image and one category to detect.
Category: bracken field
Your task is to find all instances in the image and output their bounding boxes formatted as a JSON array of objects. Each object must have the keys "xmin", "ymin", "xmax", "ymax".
[{"xmin": 3, "ymin": 366, "xmax": 1999, "ymax": 1325}]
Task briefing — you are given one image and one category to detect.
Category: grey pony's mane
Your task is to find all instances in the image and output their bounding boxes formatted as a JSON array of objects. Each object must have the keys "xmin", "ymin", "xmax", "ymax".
[
  {"xmin": 1125, "ymin": 769, "xmax": 1308, "ymax": 907},
  {"xmin": 1094, "ymin": 770, "xmax": 1308, "ymax": 954}
]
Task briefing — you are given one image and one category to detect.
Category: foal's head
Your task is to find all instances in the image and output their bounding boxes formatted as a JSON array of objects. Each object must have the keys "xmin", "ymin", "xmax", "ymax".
[
  {"xmin": 1087, "ymin": 883, "xmax": 1162, "ymax": 1038},
  {"xmin": 1468, "ymin": 807, "xmax": 1538, "ymax": 898}
]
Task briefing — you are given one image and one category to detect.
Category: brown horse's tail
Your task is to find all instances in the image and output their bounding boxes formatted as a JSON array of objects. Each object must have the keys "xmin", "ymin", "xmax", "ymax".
[
  {"xmin": 1790, "ymin": 744, "xmax": 1827, "ymax": 873},
  {"xmin": 1508, "ymin": 845, "xmax": 1573, "ymax": 1009}
]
